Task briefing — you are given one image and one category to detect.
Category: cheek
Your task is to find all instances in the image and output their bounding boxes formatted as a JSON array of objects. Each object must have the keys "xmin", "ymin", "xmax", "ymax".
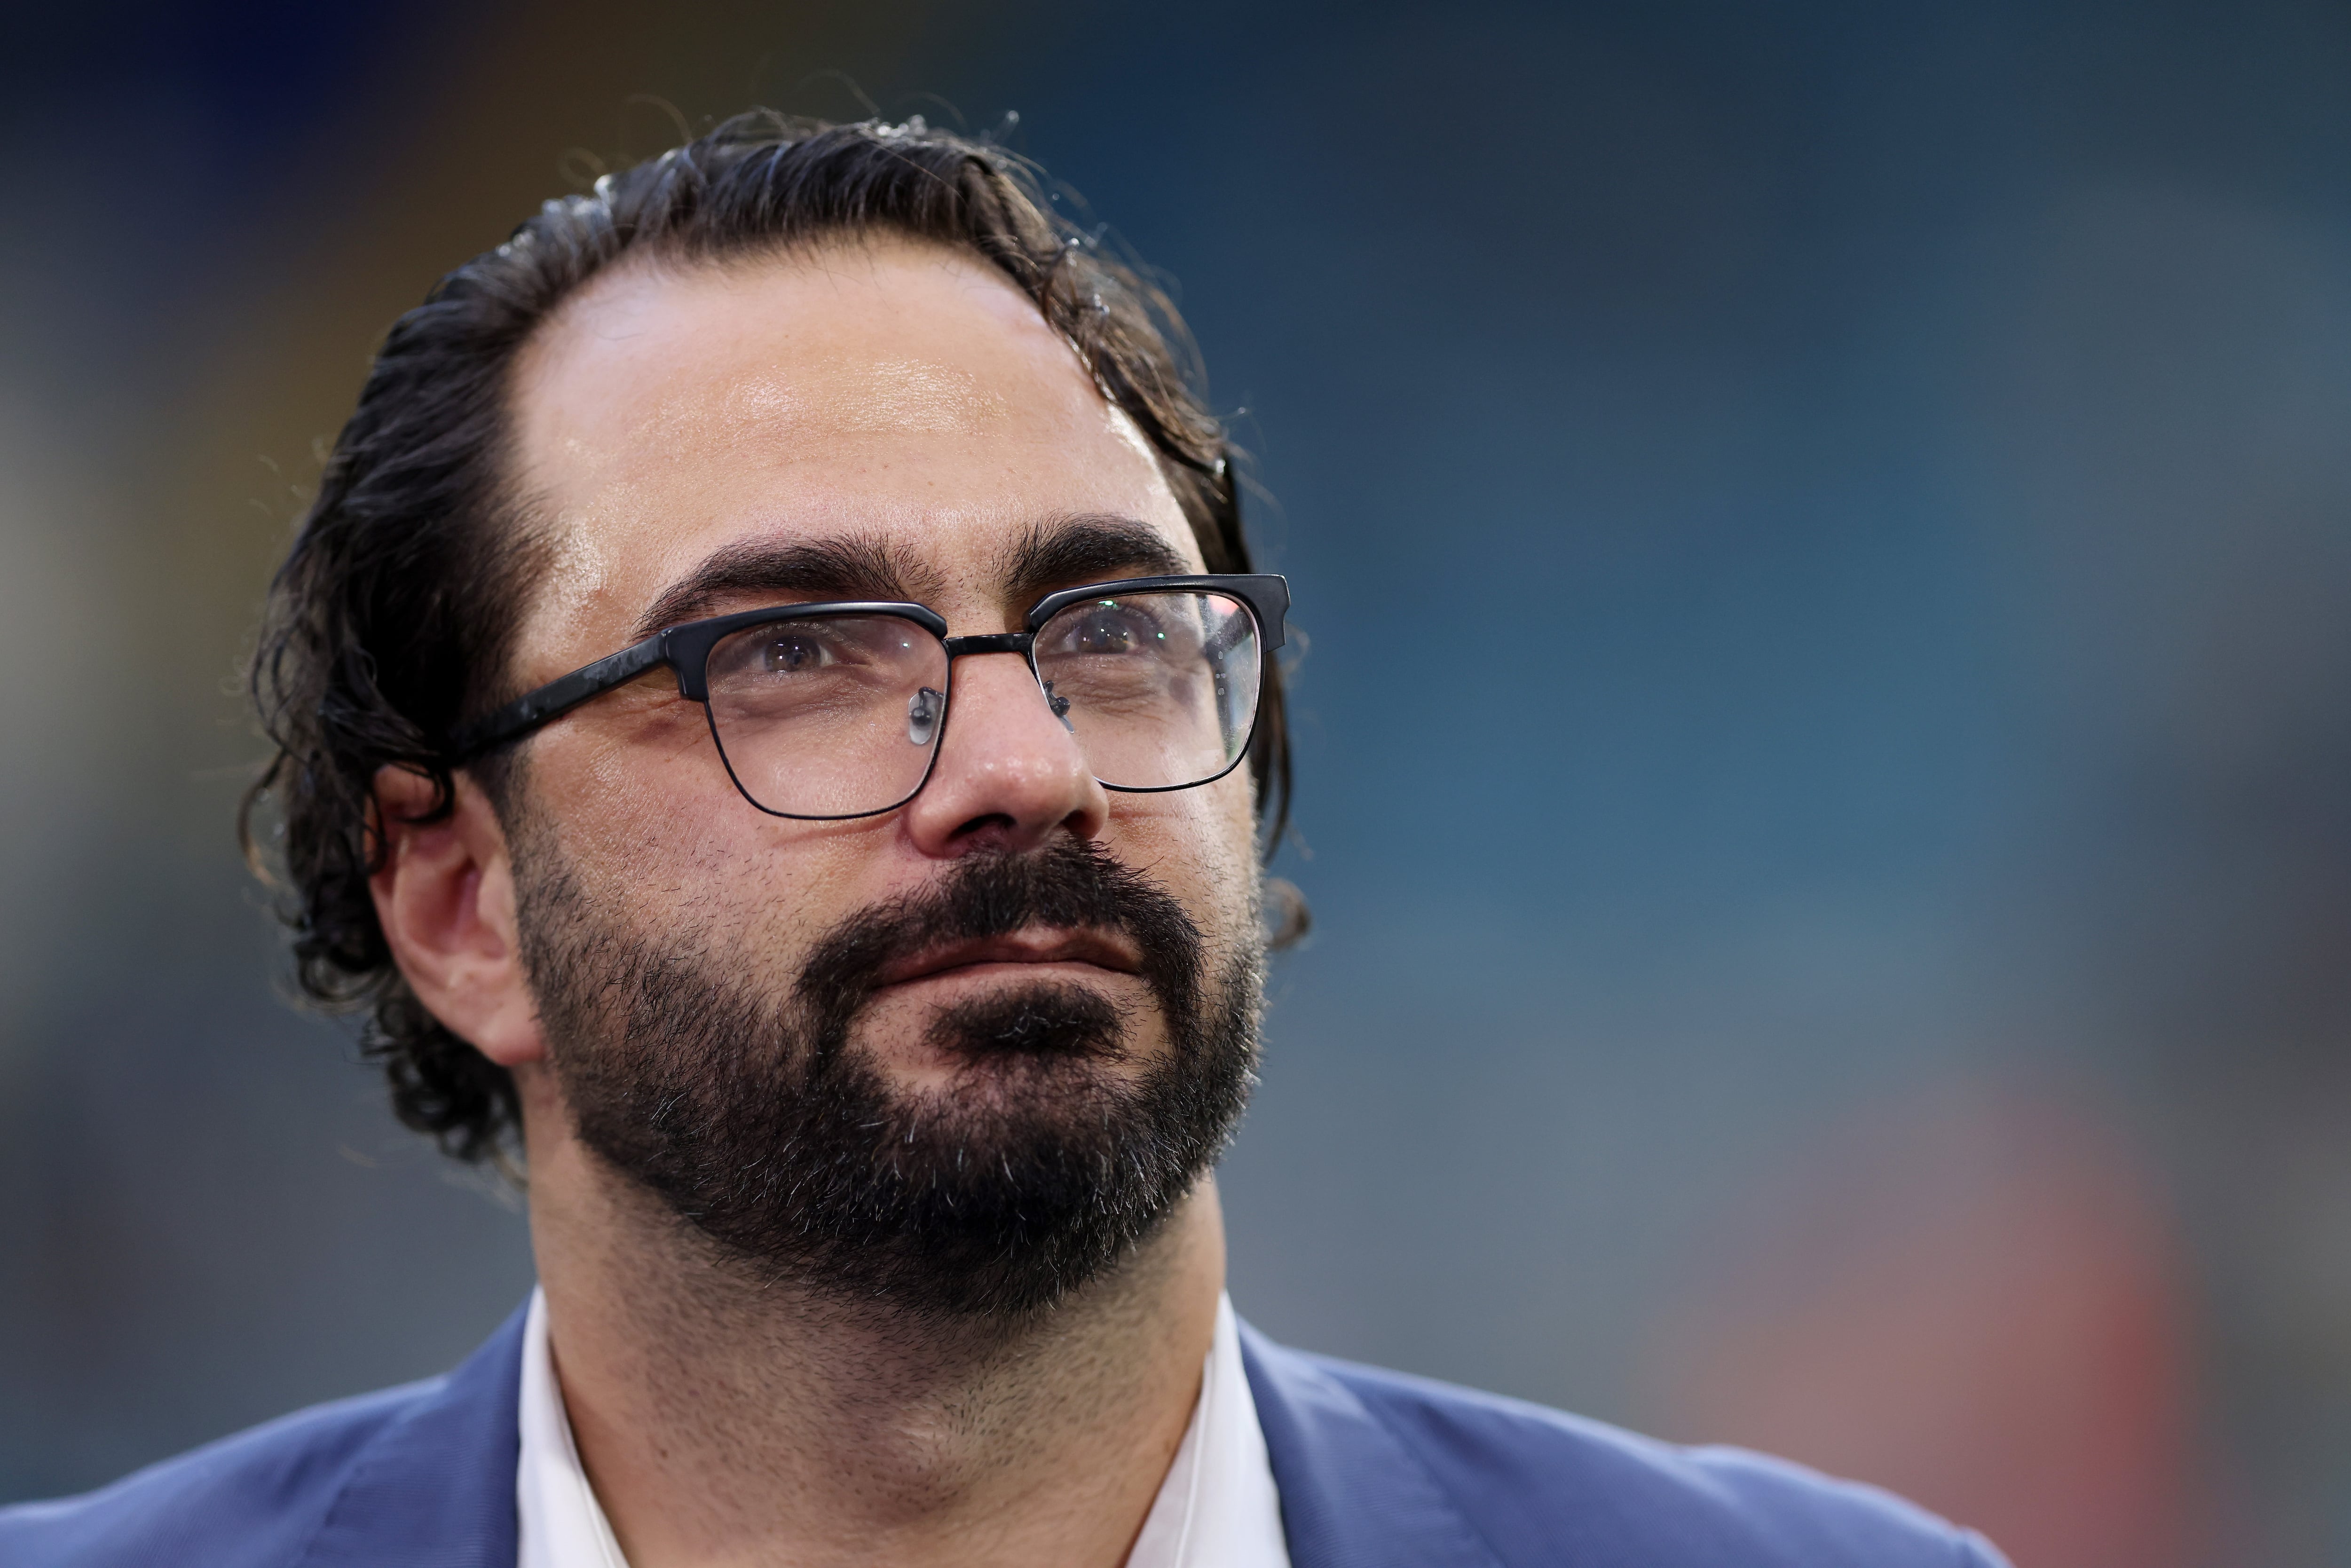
[
  {"xmin": 562, "ymin": 731, "xmax": 736, "ymax": 888},
  {"xmin": 533, "ymin": 731, "xmax": 879, "ymax": 981},
  {"xmin": 1105, "ymin": 772, "xmax": 1262, "ymax": 938}
]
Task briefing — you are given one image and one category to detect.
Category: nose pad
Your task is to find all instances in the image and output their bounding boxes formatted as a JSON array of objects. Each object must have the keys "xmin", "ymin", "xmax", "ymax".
[
  {"xmin": 907, "ymin": 686, "xmax": 943, "ymax": 746},
  {"xmin": 1040, "ymin": 679, "xmax": 1075, "ymax": 732}
]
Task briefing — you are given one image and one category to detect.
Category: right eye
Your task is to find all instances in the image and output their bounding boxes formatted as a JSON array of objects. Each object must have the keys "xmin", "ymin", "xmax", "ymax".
[{"xmin": 761, "ymin": 633, "xmax": 837, "ymax": 674}]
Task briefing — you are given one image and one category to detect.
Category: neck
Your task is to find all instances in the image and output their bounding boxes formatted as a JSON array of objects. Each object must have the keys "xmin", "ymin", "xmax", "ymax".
[{"xmin": 521, "ymin": 1075, "xmax": 1226, "ymax": 1568}]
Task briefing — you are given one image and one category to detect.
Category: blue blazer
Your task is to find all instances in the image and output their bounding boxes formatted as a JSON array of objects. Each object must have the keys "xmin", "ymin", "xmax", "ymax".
[{"xmin": 1, "ymin": 1304, "xmax": 2006, "ymax": 1566}]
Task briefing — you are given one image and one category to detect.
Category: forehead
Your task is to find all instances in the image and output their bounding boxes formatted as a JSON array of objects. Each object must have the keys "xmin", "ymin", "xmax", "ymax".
[{"xmin": 505, "ymin": 239, "xmax": 1196, "ymax": 650}]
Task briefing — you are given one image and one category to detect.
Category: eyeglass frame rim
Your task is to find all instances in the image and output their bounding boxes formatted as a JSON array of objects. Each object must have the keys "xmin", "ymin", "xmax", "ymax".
[{"xmin": 445, "ymin": 572, "xmax": 1289, "ymax": 818}]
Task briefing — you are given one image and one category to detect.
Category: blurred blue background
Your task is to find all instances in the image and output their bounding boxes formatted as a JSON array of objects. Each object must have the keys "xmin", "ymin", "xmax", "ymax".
[{"xmin": 6, "ymin": 2, "xmax": 2351, "ymax": 1562}]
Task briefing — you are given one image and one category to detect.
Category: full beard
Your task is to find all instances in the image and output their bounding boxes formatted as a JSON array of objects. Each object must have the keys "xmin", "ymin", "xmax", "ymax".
[{"xmin": 513, "ymin": 833, "xmax": 1264, "ymax": 1318}]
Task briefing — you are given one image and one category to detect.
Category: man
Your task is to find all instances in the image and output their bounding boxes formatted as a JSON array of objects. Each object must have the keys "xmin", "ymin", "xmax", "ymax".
[{"xmin": 0, "ymin": 115, "xmax": 2007, "ymax": 1567}]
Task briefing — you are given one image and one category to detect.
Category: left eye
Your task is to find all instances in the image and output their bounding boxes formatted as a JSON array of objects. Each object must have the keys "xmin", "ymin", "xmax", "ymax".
[{"xmin": 1067, "ymin": 607, "xmax": 1153, "ymax": 653}]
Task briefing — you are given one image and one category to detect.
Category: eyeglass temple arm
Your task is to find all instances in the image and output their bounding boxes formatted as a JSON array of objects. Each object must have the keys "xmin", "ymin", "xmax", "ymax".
[{"xmin": 448, "ymin": 634, "xmax": 671, "ymax": 761}]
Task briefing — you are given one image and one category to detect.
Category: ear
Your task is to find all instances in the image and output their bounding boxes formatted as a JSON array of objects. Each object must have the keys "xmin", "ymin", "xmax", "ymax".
[{"xmin": 368, "ymin": 765, "xmax": 546, "ymax": 1069}]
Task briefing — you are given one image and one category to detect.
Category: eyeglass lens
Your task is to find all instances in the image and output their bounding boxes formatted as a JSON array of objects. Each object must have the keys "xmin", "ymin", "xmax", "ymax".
[{"xmin": 701, "ymin": 591, "xmax": 1261, "ymax": 818}]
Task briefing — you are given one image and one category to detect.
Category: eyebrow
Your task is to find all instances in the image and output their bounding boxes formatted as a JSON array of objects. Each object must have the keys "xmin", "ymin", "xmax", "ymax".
[
  {"xmin": 631, "ymin": 535, "xmax": 942, "ymax": 639},
  {"xmin": 1000, "ymin": 513, "xmax": 1191, "ymax": 603},
  {"xmin": 630, "ymin": 513, "xmax": 1192, "ymax": 642}
]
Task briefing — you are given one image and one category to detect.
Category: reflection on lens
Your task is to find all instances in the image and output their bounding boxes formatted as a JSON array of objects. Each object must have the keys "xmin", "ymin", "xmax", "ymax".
[{"xmin": 1033, "ymin": 591, "xmax": 1260, "ymax": 790}]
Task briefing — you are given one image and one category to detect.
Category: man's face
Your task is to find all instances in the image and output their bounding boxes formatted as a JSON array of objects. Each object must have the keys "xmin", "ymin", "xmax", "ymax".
[{"xmin": 493, "ymin": 240, "xmax": 1265, "ymax": 1309}]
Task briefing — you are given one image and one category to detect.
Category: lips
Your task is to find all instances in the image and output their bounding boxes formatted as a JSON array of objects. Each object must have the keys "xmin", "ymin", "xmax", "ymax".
[{"xmin": 873, "ymin": 930, "xmax": 1145, "ymax": 990}]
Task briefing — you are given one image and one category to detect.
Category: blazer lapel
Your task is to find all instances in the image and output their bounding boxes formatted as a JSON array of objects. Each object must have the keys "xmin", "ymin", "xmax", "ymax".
[
  {"xmin": 1241, "ymin": 1322, "xmax": 1506, "ymax": 1568},
  {"xmin": 294, "ymin": 1302, "xmax": 527, "ymax": 1568}
]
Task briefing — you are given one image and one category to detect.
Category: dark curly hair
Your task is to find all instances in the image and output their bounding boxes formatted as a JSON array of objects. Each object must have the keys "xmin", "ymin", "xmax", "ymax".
[{"xmin": 241, "ymin": 111, "xmax": 1291, "ymax": 1166}]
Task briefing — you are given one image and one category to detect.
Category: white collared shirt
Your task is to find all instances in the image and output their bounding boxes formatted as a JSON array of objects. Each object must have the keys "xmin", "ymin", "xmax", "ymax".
[{"xmin": 515, "ymin": 1287, "xmax": 1289, "ymax": 1568}]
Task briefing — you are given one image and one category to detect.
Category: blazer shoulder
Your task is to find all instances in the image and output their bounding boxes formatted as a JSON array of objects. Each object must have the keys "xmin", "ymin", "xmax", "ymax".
[
  {"xmin": 1251, "ymin": 1332, "xmax": 2007, "ymax": 1568},
  {"xmin": 1, "ymin": 1301, "xmax": 527, "ymax": 1568},
  {"xmin": 0, "ymin": 1378, "xmax": 444, "ymax": 1568}
]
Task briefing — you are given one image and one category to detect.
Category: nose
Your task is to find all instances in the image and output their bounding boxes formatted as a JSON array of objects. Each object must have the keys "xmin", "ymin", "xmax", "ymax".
[{"xmin": 900, "ymin": 648, "xmax": 1108, "ymax": 857}]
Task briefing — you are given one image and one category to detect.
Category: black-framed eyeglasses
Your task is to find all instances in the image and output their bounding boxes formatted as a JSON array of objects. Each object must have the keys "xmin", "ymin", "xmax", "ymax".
[{"xmin": 450, "ymin": 574, "xmax": 1289, "ymax": 820}]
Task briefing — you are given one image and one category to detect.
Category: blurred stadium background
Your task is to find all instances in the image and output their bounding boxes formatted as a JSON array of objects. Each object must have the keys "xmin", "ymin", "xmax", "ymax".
[{"xmin": 5, "ymin": 2, "xmax": 2351, "ymax": 1562}]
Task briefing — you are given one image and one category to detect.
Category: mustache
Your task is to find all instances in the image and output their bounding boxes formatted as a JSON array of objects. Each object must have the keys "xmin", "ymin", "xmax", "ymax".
[{"xmin": 792, "ymin": 839, "xmax": 1206, "ymax": 1051}]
